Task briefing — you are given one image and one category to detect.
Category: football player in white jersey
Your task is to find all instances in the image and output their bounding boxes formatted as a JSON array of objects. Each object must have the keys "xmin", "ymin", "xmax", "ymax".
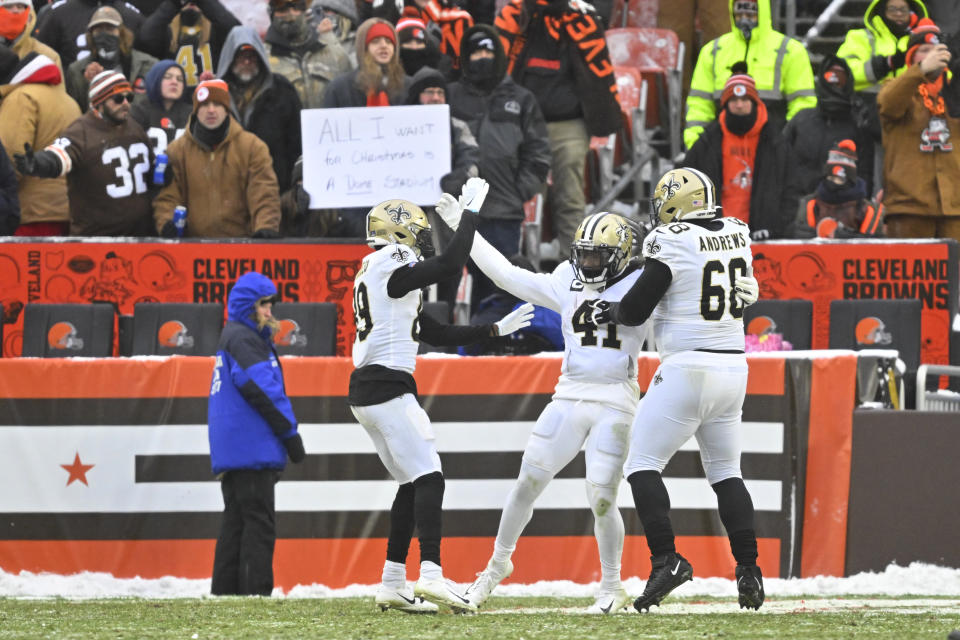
[
  {"xmin": 350, "ymin": 179, "xmax": 535, "ymax": 615},
  {"xmin": 435, "ymin": 200, "xmax": 651, "ymax": 614},
  {"xmin": 589, "ymin": 167, "xmax": 764, "ymax": 612}
]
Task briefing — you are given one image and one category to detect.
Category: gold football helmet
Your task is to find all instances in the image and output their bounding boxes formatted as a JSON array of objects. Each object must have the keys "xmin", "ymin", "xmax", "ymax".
[
  {"xmin": 652, "ymin": 167, "xmax": 718, "ymax": 225},
  {"xmin": 366, "ymin": 199, "xmax": 434, "ymax": 257},
  {"xmin": 571, "ymin": 212, "xmax": 634, "ymax": 284}
]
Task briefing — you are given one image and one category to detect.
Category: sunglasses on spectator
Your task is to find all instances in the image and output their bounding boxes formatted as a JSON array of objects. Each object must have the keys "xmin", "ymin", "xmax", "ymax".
[
  {"xmin": 884, "ymin": 5, "xmax": 910, "ymax": 15},
  {"xmin": 110, "ymin": 93, "xmax": 135, "ymax": 105}
]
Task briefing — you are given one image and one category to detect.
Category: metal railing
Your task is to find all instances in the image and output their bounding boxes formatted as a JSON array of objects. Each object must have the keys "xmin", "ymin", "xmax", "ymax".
[{"xmin": 916, "ymin": 365, "xmax": 960, "ymax": 412}]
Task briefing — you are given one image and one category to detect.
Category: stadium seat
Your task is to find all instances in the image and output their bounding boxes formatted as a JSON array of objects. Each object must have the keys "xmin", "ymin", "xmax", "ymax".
[
  {"xmin": 131, "ymin": 303, "xmax": 223, "ymax": 356},
  {"xmin": 22, "ymin": 303, "xmax": 115, "ymax": 357},
  {"xmin": 419, "ymin": 301, "xmax": 451, "ymax": 354},
  {"xmin": 605, "ymin": 27, "xmax": 684, "ymax": 159},
  {"xmin": 117, "ymin": 314, "xmax": 134, "ymax": 357},
  {"xmin": 610, "ymin": 0, "xmax": 659, "ymax": 28},
  {"xmin": 828, "ymin": 299, "xmax": 922, "ymax": 371},
  {"xmin": 744, "ymin": 299, "xmax": 814, "ymax": 350},
  {"xmin": 271, "ymin": 302, "xmax": 338, "ymax": 356}
]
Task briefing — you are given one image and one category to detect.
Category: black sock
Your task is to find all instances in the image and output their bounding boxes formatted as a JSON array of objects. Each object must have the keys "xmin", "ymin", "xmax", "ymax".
[
  {"xmin": 413, "ymin": 471, "xmax": 445, "ymax": 566},
  {"xmin": 386, "ymin": 482, "xmax": 416, "ymax": 564},
  {"xmin": 712, "ymin": 477, "xmax": 758, "ymax": 565},
  {"xmin": 628, "ymin": 470, "xmax": 676, "ymax": 557}
]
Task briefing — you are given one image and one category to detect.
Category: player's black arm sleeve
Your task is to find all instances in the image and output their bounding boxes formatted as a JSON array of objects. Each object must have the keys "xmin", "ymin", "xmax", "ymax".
[
  {"xmin": 418, "ymin": 312, "xmax": 494, "ymax": 346},
  {"xmin": 608, "ymin": 258, "xmax": 673, "ymax": 326},
  {"xmin": 387, "ymin": 214, "xmax": 477, "ymax": 298}
]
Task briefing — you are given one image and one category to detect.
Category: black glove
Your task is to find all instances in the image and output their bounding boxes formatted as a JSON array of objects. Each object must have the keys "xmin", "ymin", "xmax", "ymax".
[
  {"xmin": 751, "ymin": 228, "xmax": 771, "ymax": 241},
  {"xmin": 587, "ymin": 299, "xmax": 611, "ymax": 326},
  {"xmin": 13, "ymin": 143, "xmax": 61, "ymax": 178},
  {"xmin": 160, "ymin": 220, "xmax": 179, "ymax": 238},
  {"xmin": 284, "ymin": 433, "xmax": 305, "ymax": 463},
  {"xmin": 889, "ymin": 49, "xmax": 907, "ymax": 71},
  {"xmin": 252, "ymin": 228, "xmax": 281, "ymax": 239}
]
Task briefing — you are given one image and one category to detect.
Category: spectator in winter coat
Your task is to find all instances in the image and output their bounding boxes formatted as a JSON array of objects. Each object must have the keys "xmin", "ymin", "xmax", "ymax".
[
  {"xmin": 322, "ymin": 17, "xmax": 406, "ymax": 108},
  {"xmin": 0, "ymin": 138, "xmax": 19, "ymax": 236},
  {"xmin": 495, "ymin": 0, "xmax": 621, "ymax": 255},
  {"xmin": 153, "ymin": 79, "xmax": 282, "ymax": 238},
  {"xmin": 789, "ymin": 139, "xmax": 884, "ymax": 239},
  {"xmin": 265, "ymin": 0, "xmax": 352, "ymax": 109},
  {"xmin": 447, "ymin": 25, "xmax": 550, "ymax": 308},
  {"xmin": 878, "ymin": 18, "xmax": 960, "ymax": 242},
  {"xmin": 136, "ymin": 0, "xmax": 241, "ymax": 92},
  {"xmin": 2, "ymin": 1, "xmax": 61, "ymax": 71},
  {"xmin": 405, "ymin": 64, "xmax": 480, "ymax": 319},
  {"xmin": 783, "ymin": 55, "xmax": 875, "ymax": 198},
  {"xmin": 684, "ymin": 65, "xmax": 798, "ymax": 239},
  {"xmin": 130, "ymin": 59, "xmax": 191, "ymax": 157},
  {"xmin": 15, "ymin": 70, "xmax": 155, "ymax": 236},
  {"xmin": 208, "ymin": 270, "xmax": 305, "ymax": 596},
  {"xmin": 0, "ymin": 47, "xmax": 81, "ymax": 236},
  {"xmin": 218, "ymin": 25, "xmax": 302, "ymax": 194},
  {"xmin": 837, "ymin": 0, "xmax": 926, "ymax": 110},
  {"xmin": 65, "ymin": 6, "xmax": 158, "ymax": 112},
  {"xmin": 35, "ymin": 0, "xmax": 143, "ymax": 67},
  {"xmin": 685, "ymin": 0, "xmax": 816, "ymax": 149}
]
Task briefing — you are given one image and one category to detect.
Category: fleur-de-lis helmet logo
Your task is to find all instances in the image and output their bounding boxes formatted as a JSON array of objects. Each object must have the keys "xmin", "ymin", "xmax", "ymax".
[
  {"xmin": 661, "ymin": 177, "xmax": 682, "ymax": 200},
  {"xmin": 388, "ymin": 204, "xmax": 412, "ymax": 225},
  {"xmin": 615, "ymin": 220, "xmax": 630, "ymax": 244}
]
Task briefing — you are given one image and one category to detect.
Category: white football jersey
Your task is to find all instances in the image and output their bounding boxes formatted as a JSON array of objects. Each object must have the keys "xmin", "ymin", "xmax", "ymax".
[
  {"xmin": 352, "ymin": 244, "xmax": 423, "ymax": 373},
  {"xmin": 470, "ymin": 237, "xmax": 649, "ymax": 414},
  {"xmin": 641, "ymin": 217, "xmax": 753, "ymax": 358}
]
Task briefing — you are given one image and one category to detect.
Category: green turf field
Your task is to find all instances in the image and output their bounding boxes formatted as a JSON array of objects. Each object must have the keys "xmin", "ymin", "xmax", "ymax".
[{"xmin": 2, "ymin": 596, "xmax": 959, "ymax": 640}]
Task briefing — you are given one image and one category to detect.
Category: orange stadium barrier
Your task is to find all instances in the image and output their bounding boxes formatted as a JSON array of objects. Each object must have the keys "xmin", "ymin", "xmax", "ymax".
[{"xmin": 0, "ymin": 353, "xmax": 858, "ymax": 588}]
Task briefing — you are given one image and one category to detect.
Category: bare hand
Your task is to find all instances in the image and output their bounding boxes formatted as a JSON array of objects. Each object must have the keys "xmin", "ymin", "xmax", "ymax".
[
  {"xmin": 920, "ymin": 44, "xmax": 951, "ymax": 77},
  {"xmin": 197, "ymin": 70, "xmax": 216, "ymax": 83},
  {"xmin": 316, "ymin": 16, "xmax": 334, "ymax": 33},
  {"xmin": 83, "ymin": 61, "xmax": 104, "ymax": 82}
]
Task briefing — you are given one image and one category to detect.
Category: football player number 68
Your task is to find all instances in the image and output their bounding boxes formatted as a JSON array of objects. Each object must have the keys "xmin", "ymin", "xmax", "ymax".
[{"xmin": 701, "ymin": 257, "xmax": 748, "ymax": 320}]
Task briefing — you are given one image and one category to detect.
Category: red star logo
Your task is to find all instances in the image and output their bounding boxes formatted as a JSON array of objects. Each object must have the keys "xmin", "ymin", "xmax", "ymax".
[{"xmin": 61, "ymin": 452, "xmax": 94, "ymax": 486}]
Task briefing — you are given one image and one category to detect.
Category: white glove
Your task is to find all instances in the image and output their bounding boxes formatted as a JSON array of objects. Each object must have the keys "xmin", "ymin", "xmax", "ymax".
[
  {"xmin": 435, "ymin": 192, "xmax": 463, "ymax": 230},
  {"xmin": 459, "ymin": 177, "xmax": 490, "ymax": 213},
  {"xmin": 734, "ymin": 274, "xmax": 759, "ymax": 306},
  {"xmin": 494, "ymin": 302, "xmax": 535, "ymax": 336},
  {"xmin": 569, "ymin": 0, "xmax": 595, "ymax": 12}
]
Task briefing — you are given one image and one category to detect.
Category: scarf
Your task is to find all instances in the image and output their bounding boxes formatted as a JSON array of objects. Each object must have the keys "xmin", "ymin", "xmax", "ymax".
[
  {"xmin": 719, "ymin": 103, "xmax": 768, "ymax": 224},
  {"xmin": 366, "ymin": 90, "xmax": 390, "ymax": 106}
]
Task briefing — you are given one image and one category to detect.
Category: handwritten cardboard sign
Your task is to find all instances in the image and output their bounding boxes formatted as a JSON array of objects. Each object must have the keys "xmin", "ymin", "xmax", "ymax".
[{"xmin": 301, "ymin": 105, "xmax": 452, "ymax": 208}]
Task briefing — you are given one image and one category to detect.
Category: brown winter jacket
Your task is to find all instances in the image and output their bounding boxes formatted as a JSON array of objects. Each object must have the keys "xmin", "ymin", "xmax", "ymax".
[
  {"xmin": 0, "ymin": 54, "xmax": 81, "ymax": 226},
  {"xmin": 878, "ymin": 64, "xmax": 960, "ymax": 217},
  {"xmin": 153, "ymin": 116, "xmax": 281, "ymax": 237},
  {"xmin": 10, "ymin": 8, "xmax": 62, "ymax": 72}
]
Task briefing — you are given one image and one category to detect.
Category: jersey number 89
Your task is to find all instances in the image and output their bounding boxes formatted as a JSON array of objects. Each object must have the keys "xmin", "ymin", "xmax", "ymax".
[{"xmin": 701, "ymin": 257, "xmax": 748, "ymax": 320}]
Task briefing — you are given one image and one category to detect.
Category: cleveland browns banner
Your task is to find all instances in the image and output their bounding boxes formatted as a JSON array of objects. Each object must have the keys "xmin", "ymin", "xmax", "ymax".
[
  {"xmin": 0, "ymin": 239, "xmax": 370, "ymax": 357},
  {"xmin": 0, "ymin": 353, "xmax": 856, "ymax": 587},
  {"xmin": 753, "ymin": 239, "xmax": 959, "ymax": 365}
]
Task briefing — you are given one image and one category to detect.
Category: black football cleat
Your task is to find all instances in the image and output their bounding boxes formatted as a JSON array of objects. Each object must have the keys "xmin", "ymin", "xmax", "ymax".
[
  {"xmin": 736, "ymin": 564, "xmax": 765, "ymax": 610},
  {"xmin": 633, "ymin": 553, "xmax": 693, "ymax": 612}
]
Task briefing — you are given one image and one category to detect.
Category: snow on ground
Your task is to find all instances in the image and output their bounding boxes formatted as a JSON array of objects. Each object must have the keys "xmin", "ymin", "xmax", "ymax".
[{"xmin": 2, "ymin": 562, "xmax": 960, "ymax": 602}]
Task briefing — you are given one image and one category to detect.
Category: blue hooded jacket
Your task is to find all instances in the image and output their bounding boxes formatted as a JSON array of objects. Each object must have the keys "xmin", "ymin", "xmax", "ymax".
[{"xmin": 208, "ymin": 272, "xmax": 298, "ymax": 474}]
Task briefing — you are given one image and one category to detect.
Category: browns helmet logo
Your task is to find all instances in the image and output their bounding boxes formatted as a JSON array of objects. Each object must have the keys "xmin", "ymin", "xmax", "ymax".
[
  {"xmin": 855, "ymin": 316, "xmax": 892, "ymax": 346},
  {"xmin": 48, "ymin": 321, "xmax": 84, "ymax": 350},
  {"xmin": 273, "ymin": 319, "xmax": 308, "ymax": 348},
  {"xmin": 746, "ymin": 316, "xmax": 777, "ymax": 336},
  {"xmin": 157, "ymin": 320, "xmax": 194, "ymax": 348}
]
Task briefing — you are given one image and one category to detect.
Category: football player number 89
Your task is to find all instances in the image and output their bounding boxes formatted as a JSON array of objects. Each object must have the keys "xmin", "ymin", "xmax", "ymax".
[{"xmin": 701, "ymin": 257, "xmax": 748, "ymax": 320}]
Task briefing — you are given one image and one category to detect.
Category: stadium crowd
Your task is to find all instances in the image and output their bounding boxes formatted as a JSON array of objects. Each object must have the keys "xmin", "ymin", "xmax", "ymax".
[{"xmin": 1, "ymin": 0, "xmax": 959, "ymax": 252}]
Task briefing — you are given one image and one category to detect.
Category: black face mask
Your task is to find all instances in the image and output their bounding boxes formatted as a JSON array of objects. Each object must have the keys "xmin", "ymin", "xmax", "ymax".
[
  {"xmin": 881, "ymin": 14, "xmax": 910, "ymax": 37},
  {"xmin": 401, "ymin": 47, "xmax": 439, "ymax": 76},
  {"xmin": 180, "ymin": 7, "xmax": 202, "ymax": 26},
  {"xmin": 724, "ymin": 107, "xmax": 757, "ymax": 135},
  {"xmin": 92, "ymin": 32, "xmax": 119, "ymax": 61},
  {"xmin": 273, "ymin": 15, "xmax": 309, "ymax": 43}
]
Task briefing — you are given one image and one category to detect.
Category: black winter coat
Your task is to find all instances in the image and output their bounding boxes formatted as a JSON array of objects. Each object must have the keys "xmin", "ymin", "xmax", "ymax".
[
  {"xmin": 36, "ymin": 0, "xmax": 144, "ymax": 66},
  {"xmin": 231, "ymin": 74, "xmax": 303, "ymax": 193},
  {"xmin": 683, "ymin": 120, "xmax": 798, "ymax": 239},
  {"xmin": 448, "ymin": 77, "xmax": 551, "ymax": 221}
]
